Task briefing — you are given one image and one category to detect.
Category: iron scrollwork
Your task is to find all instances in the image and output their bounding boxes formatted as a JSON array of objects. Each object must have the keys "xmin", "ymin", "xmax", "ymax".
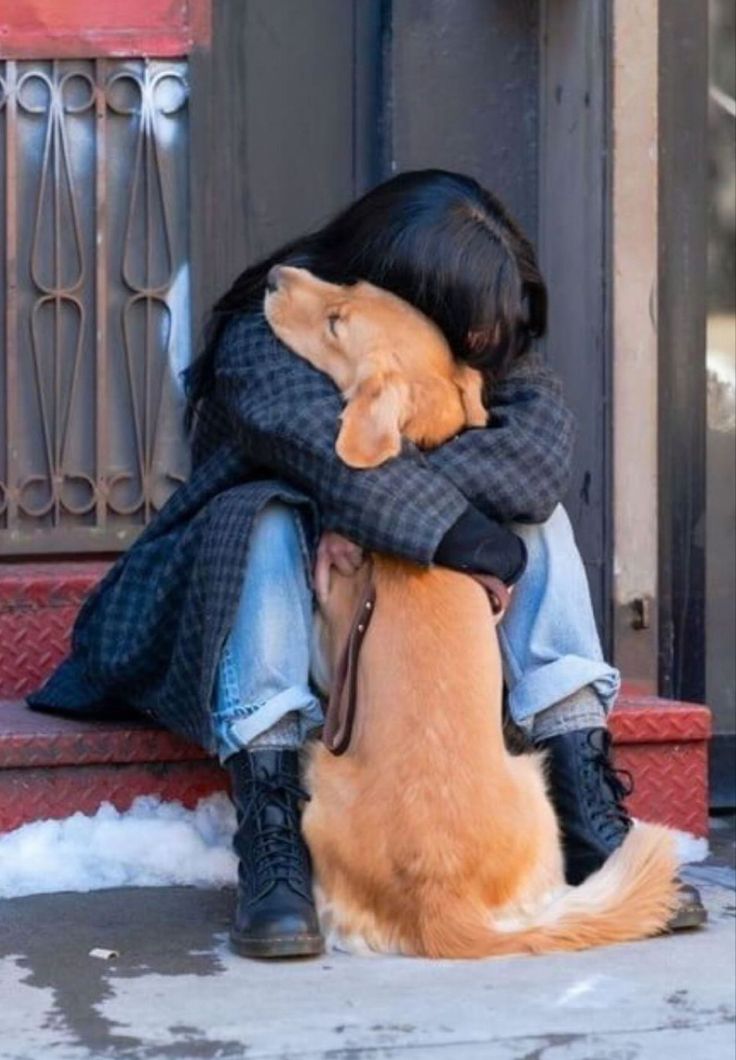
[{"xmin": 0, "ymin": 58, "xmax": 191, "ymax": 551}]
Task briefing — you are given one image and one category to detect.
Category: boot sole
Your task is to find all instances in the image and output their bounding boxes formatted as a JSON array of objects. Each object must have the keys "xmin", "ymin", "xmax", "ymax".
[
  {"xmin": 230, "ymin": 931, "xmax": 325, "ymax": 959},
  {"xmin": 666, "ymin": 904, "xmax": 708, "ymax": 932}
]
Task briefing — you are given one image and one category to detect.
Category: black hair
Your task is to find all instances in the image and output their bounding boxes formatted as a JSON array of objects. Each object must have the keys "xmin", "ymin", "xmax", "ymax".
[{"xmin": 184, "ymin": 168, "xmax": 546, "ymax": 427}]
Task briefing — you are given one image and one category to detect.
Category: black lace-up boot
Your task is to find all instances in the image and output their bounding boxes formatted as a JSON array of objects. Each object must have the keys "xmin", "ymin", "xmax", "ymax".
[
  {"xmin": 227, "ymin": 749, "xmax": 324, "ymax": 958},
  {"xmin": 537, "ymin": 728, "xmax": 706, "ymax": 931}
]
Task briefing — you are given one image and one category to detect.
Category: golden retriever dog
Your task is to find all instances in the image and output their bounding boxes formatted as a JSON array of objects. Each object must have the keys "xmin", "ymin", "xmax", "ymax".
[
  {"xmin": 264, "ymin": 265, "xmax": 487, "ymax": 468},
  {"xmin": 264, "ymin": 267, "xmax": 679, "ymax": 958}
]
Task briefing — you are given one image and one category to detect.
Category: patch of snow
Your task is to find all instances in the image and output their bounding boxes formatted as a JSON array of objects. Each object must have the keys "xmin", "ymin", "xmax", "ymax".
[
  {"xmin": 671, "ymin": 829, "xmax": 710, "ymax": 866},
  {"xmin": 670, "ymin": 822, "xmax": 712, "ymax": 864},
  {"xmin": 0, "ymin": 794, "xmax": 237, "ymax": 899},
  {"xmin": 632, "ymin": 819, "xmax": 709, "ymax": 866},
  {"xmin": 0, "ymin": 795, "xmax": 710, "ymax": 901}
]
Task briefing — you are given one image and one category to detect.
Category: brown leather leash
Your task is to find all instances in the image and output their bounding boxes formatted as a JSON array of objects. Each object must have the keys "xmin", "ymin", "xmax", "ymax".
[
  {"xmin": 321, "ymin": 569, "xmax": 510, "ymax": 756},
  {"xmin": 322, "ymin": 577, "xmax": 377, "ymax": 755},
  {"xmin": 469, "ymin": 573, "xmax": 511, "ymax": 616}
]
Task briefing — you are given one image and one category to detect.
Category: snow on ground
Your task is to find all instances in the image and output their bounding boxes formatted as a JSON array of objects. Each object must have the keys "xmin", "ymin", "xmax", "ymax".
[
  {"xmin": 0, "ymin": 795, "xmax": 237, "ymax": 899},
  {"xmin": 671, "ymin": 829, "xmax": 709, "ymax": 866},
  {"xmin": 0, "ymin": 795, "xmax": 709, "ymax": 900}
]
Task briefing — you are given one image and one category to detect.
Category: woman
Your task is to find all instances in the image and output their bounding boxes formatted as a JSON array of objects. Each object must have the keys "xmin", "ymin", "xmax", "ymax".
[{"xmin": 30, "ymin": 170, "xmax": 704, "ymax": 957}]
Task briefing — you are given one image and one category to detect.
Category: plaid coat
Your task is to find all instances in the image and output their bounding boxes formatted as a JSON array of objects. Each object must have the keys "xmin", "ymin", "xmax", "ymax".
[{"xmin": 28, "ymin": 312, "xmax": 575, "ymax": 751}]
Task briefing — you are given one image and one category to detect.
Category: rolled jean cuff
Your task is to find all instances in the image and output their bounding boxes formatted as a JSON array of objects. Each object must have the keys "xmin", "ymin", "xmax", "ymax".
[
  {"xmin": 215, "ymin": 685, "xmax": 323, "ymax": 764},
  {"xmin": 506, "ymin": 655, "xmax": 621, "ymax": 729}
]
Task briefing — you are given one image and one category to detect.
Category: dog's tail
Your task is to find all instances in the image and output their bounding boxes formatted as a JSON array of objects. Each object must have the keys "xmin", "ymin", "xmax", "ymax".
[{"xmin": 421, "ymin": 824, "xmax": 679, "ymax": 958}]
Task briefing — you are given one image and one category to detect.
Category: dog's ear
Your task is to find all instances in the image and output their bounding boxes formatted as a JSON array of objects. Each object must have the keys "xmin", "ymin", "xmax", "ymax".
[
  {"xmin": 455, "ymin": 365, "xmax": 488, "ymax": 428},
  {"xmin": 336, "ymin": 372, "xmax": 409, "ymax": 468}
]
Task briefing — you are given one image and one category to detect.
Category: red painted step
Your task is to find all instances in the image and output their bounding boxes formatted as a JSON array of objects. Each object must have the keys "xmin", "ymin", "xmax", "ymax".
[
  {"xmin": 0, "ymin": 561, "xmax": 110, "ymax": 700},
  {"xmin": 0, "ymin": 700, "xmax": 227, "ymax": 833},
  {"xmin": 609, "ymin": 694, "xmax": 711, "ymax": 838},
  {"xmin": 0, "ymin": 695, "xmax": 711, "ymax": 837},
  {"xmin": 0, "ymin": 562, "xmax": 712, "ymax": 838}
]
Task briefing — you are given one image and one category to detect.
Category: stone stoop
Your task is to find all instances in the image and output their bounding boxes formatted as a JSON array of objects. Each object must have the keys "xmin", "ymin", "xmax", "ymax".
[{"xmin": 0, "ymin": 562, "xmax": 711, "ymax": 837}]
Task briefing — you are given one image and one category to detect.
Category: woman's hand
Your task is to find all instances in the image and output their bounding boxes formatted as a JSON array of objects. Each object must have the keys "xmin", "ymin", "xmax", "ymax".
[{"xmin": 314, "ymin": 532, "xmax": 365, "ymax": 604}]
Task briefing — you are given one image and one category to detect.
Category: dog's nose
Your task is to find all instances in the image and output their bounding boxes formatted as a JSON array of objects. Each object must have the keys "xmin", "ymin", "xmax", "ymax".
[{"xmin": 266, "ymin": 266, "xmax": 283, "ymax": 293}]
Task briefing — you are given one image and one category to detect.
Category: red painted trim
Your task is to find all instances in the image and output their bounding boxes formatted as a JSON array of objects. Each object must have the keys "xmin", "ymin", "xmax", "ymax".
[
  {"xmin": 187, "ymin": 0, "xmax": 212, "ymax": 51},
  {"xmin": 0, "ymin": 0, "xmax": 211, "ymax": 59}
]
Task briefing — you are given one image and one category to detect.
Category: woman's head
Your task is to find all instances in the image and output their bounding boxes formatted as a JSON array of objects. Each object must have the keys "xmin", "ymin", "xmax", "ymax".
[{"xmin": 186, "ymin": 169, "xmax": 546, "ymax": 418}]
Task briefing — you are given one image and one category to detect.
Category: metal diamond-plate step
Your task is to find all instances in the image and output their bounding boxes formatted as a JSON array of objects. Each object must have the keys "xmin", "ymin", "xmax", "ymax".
[
  {"xmin": 610, "ymin": 694, "xmax": 711, "ymax": 838},
  {"xmin": 0, "ymin": 700, "xmax": 227, "ymax": 833},
  {"xmin": 0, "ymin": 696, "xmax": 710, "ymax": 837},
  {"xmin": 0, "ymin": 564, "xmax": 712, "ymax": 838},
  {"xmin": 0, "ymin": 561, "xmax": 109, "ymax": 700},
  {"xmin": 0, "ymin": 563, "xmax": 714, "ymax": 837}
]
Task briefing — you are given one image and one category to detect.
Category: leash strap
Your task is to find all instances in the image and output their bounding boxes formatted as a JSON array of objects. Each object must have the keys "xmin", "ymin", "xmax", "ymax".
[
  {"xmin": 322, "ymin": 577, "xmax": 377, "ymax": 755},
  {"xmin": 469, "ymin": 573, "xmax": 512, "ymax": 616},
  {"xmin": 321, "ymin": 569, "xmax": 509, "ymax": 756}
]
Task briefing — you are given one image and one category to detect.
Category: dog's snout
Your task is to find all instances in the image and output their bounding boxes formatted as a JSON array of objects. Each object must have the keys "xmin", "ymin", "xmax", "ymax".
[{"xmin": 266, "ymin": 266, "xmax": 283, "ymax": 293}]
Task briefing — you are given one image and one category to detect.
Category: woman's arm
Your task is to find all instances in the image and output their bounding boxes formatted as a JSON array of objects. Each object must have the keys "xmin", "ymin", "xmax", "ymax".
[
  {"xmin": 215, "ymin": 312, "xmax": 469, "ymax": 563},
  {"xmin": 424, "ymin": 354, "xmax": 576, "ymax": 525},
  {"xmin": 215, "ymin": 313, "xmax": 570, "ymax": 566}
]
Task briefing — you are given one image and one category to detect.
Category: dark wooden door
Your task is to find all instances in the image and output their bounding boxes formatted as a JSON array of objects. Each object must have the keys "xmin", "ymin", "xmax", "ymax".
[
  {"xmin": 1, "ymin": 0, "xmax": 611, "ymax": 645},
  {"xmin": 191, "ymin": 0, "xmax": 612, "ymax": 642}
]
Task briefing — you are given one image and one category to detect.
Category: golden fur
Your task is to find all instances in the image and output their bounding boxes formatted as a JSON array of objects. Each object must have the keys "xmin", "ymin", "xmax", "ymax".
[
  {"xmin": 264, "ymin": 266, "xmax": 487, "ymax": 468},
  {"xmin": 265, "ymin": 267, "xmax": 679, "ymax": 958}
]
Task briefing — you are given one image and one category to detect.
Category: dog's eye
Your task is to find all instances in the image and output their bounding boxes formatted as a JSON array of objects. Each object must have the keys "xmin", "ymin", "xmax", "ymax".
[{"xmin": 327, "ymin": 313, "xmax": 341, "ymax": 336}]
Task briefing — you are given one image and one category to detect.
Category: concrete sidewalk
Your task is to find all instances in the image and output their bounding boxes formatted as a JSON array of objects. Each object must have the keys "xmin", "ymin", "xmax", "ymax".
[{"xmin": 1, "ymin": 827, "xmax": 734, "ymax": 1060}]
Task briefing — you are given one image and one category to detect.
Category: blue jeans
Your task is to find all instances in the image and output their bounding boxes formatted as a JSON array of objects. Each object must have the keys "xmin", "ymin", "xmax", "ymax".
[{"xmin": 212, "ymin": 503, "xmax": 620, "ymax": 762}]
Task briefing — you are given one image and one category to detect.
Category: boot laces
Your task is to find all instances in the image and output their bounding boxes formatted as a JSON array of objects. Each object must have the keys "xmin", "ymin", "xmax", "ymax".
[
  {"xmin": 583, "ymin": 731, "xmax": 634, "ymax": 845},
  {"xmin": 243, "ymin": 770, "xmax": 311, "ymax": 891}
]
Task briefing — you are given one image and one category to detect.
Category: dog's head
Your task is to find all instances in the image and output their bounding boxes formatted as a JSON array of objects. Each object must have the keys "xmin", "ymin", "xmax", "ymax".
[
  {"xmin": 263, "ymin": 265, "xmax": 451, "ymax": 390},
  {"xmin": 264, "ymin": 266, "xmax": 487, "ymax": 468}
]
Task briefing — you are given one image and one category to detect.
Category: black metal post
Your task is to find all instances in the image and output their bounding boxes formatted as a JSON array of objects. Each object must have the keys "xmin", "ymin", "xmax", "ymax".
[{"xmin": 657, "ymin": 2, "xmax": 708, "ymax": 703}]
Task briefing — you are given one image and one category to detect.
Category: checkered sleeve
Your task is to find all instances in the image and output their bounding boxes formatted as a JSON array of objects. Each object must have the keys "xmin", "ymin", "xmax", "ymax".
[
  {"xmin": 424, "ymin": 354, "xmax": 576, "ymax": 524},
  {"xmin": 215, "ymin": 313, "xmax": 469, "ymax": 564}
]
